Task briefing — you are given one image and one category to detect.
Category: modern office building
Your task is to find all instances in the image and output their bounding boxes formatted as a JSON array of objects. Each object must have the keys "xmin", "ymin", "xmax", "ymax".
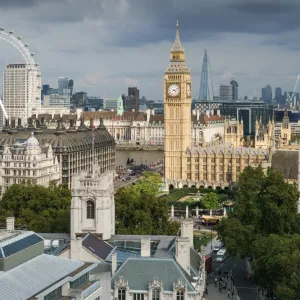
[
  {"xmin": 262, "ymin": 85, "xmax": 272, "ymax": 104},
  {"xmin": 220, "ymin": 85, "xmax": 233, "ymax": 101},
  {"xmin": 58, "ymin": 77, "xmax": 74, "ymax": 97},
  {"xmin": 3, "ymin": 63, "xmax": 41, "ymax": 125},
  {"xmin": 103, "ymin": 98, "xmax": 118, "ymax": 111},
  {"xmin": 72, "ymin": 91, "xmax": 87, "ymax": 108},
  {"xmin": 125, "ymin": 87, "xmax": 139, "ymax": 111},
  {"xmin": 0, "ymin": 116, "xmax": 115, "ymax": 187},
  {"xmin": 43, "ymin": 94, "xmax": 70, "ymax": 107},
  {"xmin": 275, "ymin": 87, "xmax": 283, "ymax": 105}
]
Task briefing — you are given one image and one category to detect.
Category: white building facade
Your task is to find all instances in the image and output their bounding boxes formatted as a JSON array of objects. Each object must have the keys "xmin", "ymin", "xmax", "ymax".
[
  {"xmin": 3, "ymin": 63, "xmax": 41, "ymax": 125},
  {"xmin": 0, "ymin": 133, "xmax": 59, "ymax": 194}
]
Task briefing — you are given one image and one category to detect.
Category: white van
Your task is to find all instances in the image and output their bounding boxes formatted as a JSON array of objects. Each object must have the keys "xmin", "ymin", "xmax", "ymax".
[{"xmin": 216, "ymin": 249, "xmax": 228, "ymax": 262}]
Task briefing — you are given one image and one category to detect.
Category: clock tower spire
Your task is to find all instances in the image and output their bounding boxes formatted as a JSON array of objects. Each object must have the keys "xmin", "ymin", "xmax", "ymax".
[{"xmin": 164, "ymin": 22, "xmax": 192, "ymax": 186}]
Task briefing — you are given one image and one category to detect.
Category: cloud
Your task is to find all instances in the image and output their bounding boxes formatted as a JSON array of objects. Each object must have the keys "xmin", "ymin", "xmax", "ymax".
[{"xmin": 0, "ymin": 0, "xmax": 300, "ymax": 100}]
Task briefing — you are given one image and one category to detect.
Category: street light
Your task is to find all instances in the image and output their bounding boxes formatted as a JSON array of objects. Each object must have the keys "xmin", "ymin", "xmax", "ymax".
[{"xmin": 210, "ymin": 224, "xmax": 213, "ymax": 249}]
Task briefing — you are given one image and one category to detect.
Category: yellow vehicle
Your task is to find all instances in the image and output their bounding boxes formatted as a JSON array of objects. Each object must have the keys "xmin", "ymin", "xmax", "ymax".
[{"xmin": 201, "ymin": 215, "xmax": 223, "ymax": 225}]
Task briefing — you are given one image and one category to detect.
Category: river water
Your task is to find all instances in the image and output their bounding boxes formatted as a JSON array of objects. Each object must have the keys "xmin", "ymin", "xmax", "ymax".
[{"xmin": 116, "ymin": 149, "xmax": 164, "ymax": 167}]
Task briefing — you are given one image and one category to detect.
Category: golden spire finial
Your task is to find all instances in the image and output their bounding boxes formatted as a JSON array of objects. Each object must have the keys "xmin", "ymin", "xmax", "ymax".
[{"xmin": 176, "ymin": 20, "xmax": 179, "ymax": 28}]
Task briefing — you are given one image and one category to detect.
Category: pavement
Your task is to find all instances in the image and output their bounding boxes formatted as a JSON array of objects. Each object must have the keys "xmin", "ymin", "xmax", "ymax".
[
  {"xmin": 204, "ymin": 236, "xmax": 221, "ymax": 256},
  {"xmin": 206, "ymin": 251, "xmax": 258, "ymax": 300}
]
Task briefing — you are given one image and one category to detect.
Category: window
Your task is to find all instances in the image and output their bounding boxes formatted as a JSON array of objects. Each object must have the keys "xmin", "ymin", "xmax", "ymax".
[
  {"xmin": 118, "ymin": 288, "xmax": 126, "ymax": 300},
  {"xmin": 152, "ymin": 289, "xmax": 160, "ymax": 300},
  {"xmin": 44, "ymin": 287, "xmax": 62, "ymax": 300},
  {"xmin": 176, "ymin": 290, "xmax": 184, "ymax": 300},
  {"xmin": 87, "ymin": 200, "xmax": 95, "ymax": 219},
  {"xmin": 70, "ymin": 273, "xmax": 89, "ymax": 289},
  {"xmin": 133, "ymin": 294, "xmax": 144, "ymax": 300}
]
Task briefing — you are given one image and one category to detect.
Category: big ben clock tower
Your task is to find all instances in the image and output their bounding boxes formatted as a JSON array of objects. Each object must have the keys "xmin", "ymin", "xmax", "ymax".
[{"xmin": 164, "ymin": 21, "xmax": 192, "ymax": 185}]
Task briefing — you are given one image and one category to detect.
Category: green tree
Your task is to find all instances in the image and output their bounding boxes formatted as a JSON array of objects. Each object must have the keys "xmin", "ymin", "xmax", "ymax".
[
  {"xmin": 115, "ymin": 178, "xmax": 179, "ymax": 235},
  {"xmin": 201, "ymin": 192, "xmax": 220, "ymax": 215},
  {"xmin": 0, "ymin": 183, "xmax": 71, "ymax": 233},
  {"xmin": 217, "ymin": 166, "xmax": 300, "ymax": 299}
]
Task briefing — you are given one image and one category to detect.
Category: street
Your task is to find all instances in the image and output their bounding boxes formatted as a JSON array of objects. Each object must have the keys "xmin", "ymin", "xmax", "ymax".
[{"xmin": 207, "ymin": 251, "xmax": 257, "ymax": 300}]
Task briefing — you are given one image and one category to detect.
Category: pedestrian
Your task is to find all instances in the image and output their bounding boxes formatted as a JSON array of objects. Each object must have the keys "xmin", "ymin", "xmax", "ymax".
[
  {"xmin": 205, "ymin": 287, "xmax": 208, "ymax": 295},
  {"xmin": 227, "ymin": 289, "xmax": 230, "ymax": 298}
]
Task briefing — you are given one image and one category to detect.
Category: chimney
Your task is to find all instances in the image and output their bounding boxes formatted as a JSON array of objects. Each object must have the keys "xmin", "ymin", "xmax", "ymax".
[
  {"xmin": 217, "ymin": 109, "xmax": 221, "ymax": 117},
  {"xmin": 89, "ymin": 118, "xmax": 94, "ymax": 129},
  {"xmin": 196, "ymin": 109, "xmax": 200, "ymax": 121},
  {"xmin": 206, "ymin": 110, "xmax": 209, "ymax": 117},
  {"xmin": 192, "ymin": 109, "xmax": 196, "ymax": 116},
  {"xmin": 70, "ymin": 119, "xmax": 74, "ymax": 128},
  {"xmin": 176, "ymin": 237, "xmax": 190, "ymax": 275},
  {"xmin": 6, "ymin": 217, "xmax": 15, "ymax": 231},
  {"xmin": 70, "ymin": 235, "xmax": 82, "ymax": 260},
  {"xmin": 36, "ymin": 119, "xmax": 40, "ymax": 128},
  {"xmin": 181, "ymin": 218, "xmax": 194, "ymax": 248},
  {"xmin": 17, "ymin": 118, "xmax": 22, "ymax": 128},
  {"xmin": 111, "ymin": 253, "xmax": 117, "ymax": 275},
  {"xmin": 41, "ymin": 116, "xmax": 44, "ymax": 125},
  {"xmin": 141, "ymin": 237, "xmax": 151, "ymax": 257}
]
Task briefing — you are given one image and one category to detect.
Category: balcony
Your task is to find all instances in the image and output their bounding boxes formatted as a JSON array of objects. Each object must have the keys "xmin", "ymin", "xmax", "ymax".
[{"xmin": 70, "ymin": 280, "xmax": 101, "ymax": 299}]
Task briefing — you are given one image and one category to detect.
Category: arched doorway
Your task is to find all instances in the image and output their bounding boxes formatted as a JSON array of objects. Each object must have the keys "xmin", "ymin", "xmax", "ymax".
[{"xmin": 169, "ymin": 184, "xmax": 174, "ymax": 190}]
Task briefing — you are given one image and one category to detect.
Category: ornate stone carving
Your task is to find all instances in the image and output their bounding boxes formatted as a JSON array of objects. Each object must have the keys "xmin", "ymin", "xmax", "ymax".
[
  {"xmin": 114, "ymin": 276, "xmax": 129, "ymax": 289},
  {"xmin": 149, "ymin": 278, "xmax": 163, "ymax": 291},
  {"xmin": 173, "ymin": 278, "xmax": 186, "ymax": 291}
]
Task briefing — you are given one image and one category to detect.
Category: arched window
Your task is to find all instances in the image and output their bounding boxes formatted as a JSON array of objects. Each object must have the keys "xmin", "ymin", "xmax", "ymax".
[
  {"xmin": 176, "ymin": 290, "xmax": 184, "ymax": 300},
  {"xmin": 86, "ymin": 200, "xmax": 95, "ymax": 219}
]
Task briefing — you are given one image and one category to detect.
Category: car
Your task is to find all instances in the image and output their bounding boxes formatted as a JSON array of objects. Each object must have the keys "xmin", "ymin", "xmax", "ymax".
[{"xmin": 213, "ymin": 245, "xmax": 221, "ymax": 252}]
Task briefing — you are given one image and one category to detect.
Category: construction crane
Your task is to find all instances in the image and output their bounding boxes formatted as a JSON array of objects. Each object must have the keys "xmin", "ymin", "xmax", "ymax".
[{"xmin": 286, "ymin": 73, "xmax": 300, "ymax": 109}]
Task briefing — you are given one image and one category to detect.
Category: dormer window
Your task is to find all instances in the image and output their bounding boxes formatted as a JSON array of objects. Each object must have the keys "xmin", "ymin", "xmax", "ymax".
[
  {"xmin": 152, "ymin": 289, "xmax": 160, "ymax": 300},
  {"xmin": 176, "ymin": 290, "xmax": 184, "ymax": 300}
]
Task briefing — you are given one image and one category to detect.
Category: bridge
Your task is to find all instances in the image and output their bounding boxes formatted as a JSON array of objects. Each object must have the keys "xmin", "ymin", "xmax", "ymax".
[{"xmin": 116, "ymin": 144, "xmax": 163, "ymax": 151}]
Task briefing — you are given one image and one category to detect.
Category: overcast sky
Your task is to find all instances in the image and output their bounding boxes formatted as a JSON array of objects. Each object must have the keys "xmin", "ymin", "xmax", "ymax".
[{"xmin": 0, "ymin": 0, "xmax": 300, "ymax": 100}]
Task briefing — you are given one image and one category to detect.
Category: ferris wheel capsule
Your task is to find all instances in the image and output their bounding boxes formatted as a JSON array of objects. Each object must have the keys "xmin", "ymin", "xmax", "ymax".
[
  {"xmin": 25, "ymin": 43, "xmax": 29, "ymax": 47},
  {"xmin": 0, "ymin": 28, "xmax": 5, "ymax": 31},
  {"xmin": 17, "ymin": 36, "xmax": 22, "ymax": 40},
  {"xmin": 8, "ymin": 31, "xmax": 14, "ymax": 35},
  {"xmin": 30, "ymin": 52, "xmax": 35, "ymax": 56}
]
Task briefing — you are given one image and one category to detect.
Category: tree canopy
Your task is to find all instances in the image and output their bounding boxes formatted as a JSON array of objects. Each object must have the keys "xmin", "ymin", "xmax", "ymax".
[
  {"xmin": 115, "ymin": 172, "xmax": 180, "ymax": 235},
  {"xmin": 201, "ymin": 192, "xmax": 220, "ymax": 210},
  {"xmin": 0, "ymin": 182, "xmax": 71, "ymax": 233},
  {"xmin": 217, "ymin": 166, "xmax": 300, "ymax": 299}
]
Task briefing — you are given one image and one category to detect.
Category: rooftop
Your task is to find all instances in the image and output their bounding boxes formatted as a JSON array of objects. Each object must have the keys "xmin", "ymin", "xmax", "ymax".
[
  {"xmin": 111, "ymin": 257, "xmax": 195, "ymax": 292},
  {"xmin": 0, "ymin": 254, "xmax": 85, "ymax": 300}
]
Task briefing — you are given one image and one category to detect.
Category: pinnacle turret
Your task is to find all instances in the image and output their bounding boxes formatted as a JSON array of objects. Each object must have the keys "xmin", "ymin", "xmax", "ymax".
[{"xmin": 171, "ymin": 21, "xmax": 184, "ymax": 53}]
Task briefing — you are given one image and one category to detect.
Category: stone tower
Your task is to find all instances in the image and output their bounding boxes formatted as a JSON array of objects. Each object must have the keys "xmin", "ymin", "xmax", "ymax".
[
  {"xmin": 164, "ymin": 21, "xmax": 192, "ymax": 183},
  {"xmin": 71, "ymin": 166, "xmax": 115, "ymax": 240}
]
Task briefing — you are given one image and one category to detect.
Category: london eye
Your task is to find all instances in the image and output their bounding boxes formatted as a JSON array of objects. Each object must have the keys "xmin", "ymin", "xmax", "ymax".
[{"xmin": 0, "ymin": 27, "xmax": 41, "ymax": 126}]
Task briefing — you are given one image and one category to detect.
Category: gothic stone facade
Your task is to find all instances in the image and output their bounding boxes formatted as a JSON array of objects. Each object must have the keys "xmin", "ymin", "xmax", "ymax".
[{"xmin": 163, "ymin": 23, "xmax": 269, "ymax": 190}]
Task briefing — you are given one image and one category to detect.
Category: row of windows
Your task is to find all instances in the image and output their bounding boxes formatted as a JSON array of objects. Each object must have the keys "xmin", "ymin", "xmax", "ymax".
[
  {"xmin": 118, "ymin": 289, "xmax": 184, "ymax": 300},
  {"xmin": 188, "ymin": 158, "xmax": 254, "ymax": 163}
]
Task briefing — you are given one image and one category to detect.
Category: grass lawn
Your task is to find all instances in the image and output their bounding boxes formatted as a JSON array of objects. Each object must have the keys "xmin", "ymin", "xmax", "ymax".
[{"xmin": 194, "ymin": 230, "xmax": 217, "ymax": 250}]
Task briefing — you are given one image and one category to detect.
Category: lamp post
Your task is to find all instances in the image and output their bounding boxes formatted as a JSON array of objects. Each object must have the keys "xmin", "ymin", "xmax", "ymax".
[{"xmin": 210, "ymin": 224, "xmax": 213, "ymax": 249}]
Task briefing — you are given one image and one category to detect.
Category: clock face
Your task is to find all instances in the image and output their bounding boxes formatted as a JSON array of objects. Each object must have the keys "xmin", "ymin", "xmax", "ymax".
[
  {"xmin": 187, "ymin": 84, "xmax": 191, "ymax": 97},
  {"xmin": 168, "ymin": 84, "xmax": 180, "ymax": 97}
]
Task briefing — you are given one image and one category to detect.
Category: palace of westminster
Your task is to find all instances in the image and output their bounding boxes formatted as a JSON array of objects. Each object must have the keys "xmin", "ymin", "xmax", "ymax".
[{"xmin": 0, "ymin": 23, "xmax": 297, "ymax": 193}]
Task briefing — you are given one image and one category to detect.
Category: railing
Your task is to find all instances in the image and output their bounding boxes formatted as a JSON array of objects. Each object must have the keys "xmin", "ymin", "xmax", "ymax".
[{"xmin": 71, "ymin": 280, "xmax": 101, "ymax": 299}]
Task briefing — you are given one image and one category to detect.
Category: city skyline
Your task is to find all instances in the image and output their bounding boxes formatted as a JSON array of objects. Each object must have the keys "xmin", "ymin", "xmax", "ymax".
[{"xmin": 0, "ymin": 0, "xmax": 300, "ymax": 100}]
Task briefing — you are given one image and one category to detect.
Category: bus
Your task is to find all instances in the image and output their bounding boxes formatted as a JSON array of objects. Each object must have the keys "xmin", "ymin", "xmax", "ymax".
[
  {"xmin": 216, "ymin": 249, "xmax": 228, "ymax": 263},
  {"xmin": 201, "ymin": 215, "xmax": 223, "ymax": 226}
]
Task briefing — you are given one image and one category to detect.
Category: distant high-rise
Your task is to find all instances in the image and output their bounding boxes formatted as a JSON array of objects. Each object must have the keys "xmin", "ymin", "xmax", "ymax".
[
  {"xmin": 262, "ymin": 85, "xmax": 272, "ymax": 104},
  {"xmin": 275, "ymin": 87, "xmax": 283, "ymax": 104},
  {"xmin": 230, "ymin": 79, "xmax": 238, "ymax": 101},
  {"xmin": 219, "ymin": 79, "xmax": 239, "ymax": 102},
  {"xmin": 198, "ymin": 49, "xmax": 214, "ymax": 101},
  {"xmin": 3, "ymin": 64, "xmax": 41, "ymax": 124},
  {"xmin": 125, "ymin": 87, "xmax": 139, "ymax": 111},
  {"xmin": 58, "ymin": 77, "xmax": 74, "ymax": 97}
]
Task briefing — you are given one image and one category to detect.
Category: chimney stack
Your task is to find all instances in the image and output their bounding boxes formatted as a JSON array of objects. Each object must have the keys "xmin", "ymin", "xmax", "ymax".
[
  {"xmin": 111, "ymin": 253, "xmax": 117, "ymax": 275},
  {"xmin": 6, "ymin": 217, "xmax": 15, "ymax": 231},
  {"xmin": 181, "ymin": 218, "xmax": 194, "ymax": 248},
  {"xmin": 141, "ymin": 237, "xmax": 151, "ymax": 257},
  {"xmin": 176, "ymin": 237, "xmax": 190, "ymax": 275}
]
